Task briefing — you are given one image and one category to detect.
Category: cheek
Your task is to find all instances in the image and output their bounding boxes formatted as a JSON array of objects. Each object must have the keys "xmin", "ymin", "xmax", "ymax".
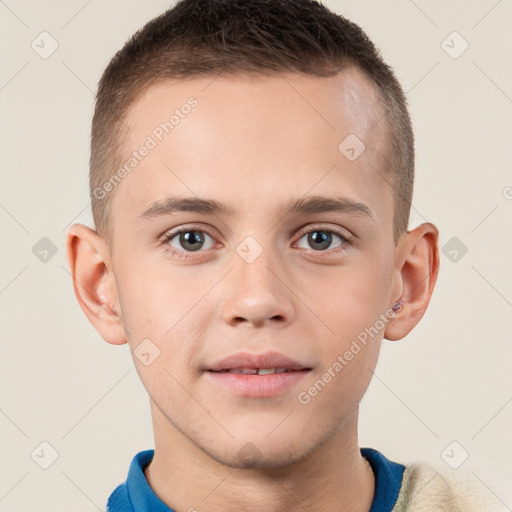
[
  {"xmin": 299, "ymin": 250, "xmax": 393, "ymax": 404},
  {"xmin": 115, "ymin": 258, "xmax": 211, "ymax": 382},
  {"xmin": 115, "ymin": 255, "xmax": 204, "ymax": 338},
  {"xmin": 304, "ymin": 252, "xmax": 393, "ymax": 340}
]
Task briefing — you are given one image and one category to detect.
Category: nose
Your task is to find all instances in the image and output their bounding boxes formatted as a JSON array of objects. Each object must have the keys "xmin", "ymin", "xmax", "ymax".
[{"xmin": 220, "ymin": 245, "xmax": 294, "ymax": 329}]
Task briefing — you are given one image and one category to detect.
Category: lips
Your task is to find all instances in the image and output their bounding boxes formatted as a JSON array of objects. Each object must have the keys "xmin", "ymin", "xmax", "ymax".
[
  {"xmin": 205, "ymin": 351, "xmax": 312, "ymax": 397},
  {"xmin": 206, "ymin": 350, "xmax": 312, "ymax": 373}
]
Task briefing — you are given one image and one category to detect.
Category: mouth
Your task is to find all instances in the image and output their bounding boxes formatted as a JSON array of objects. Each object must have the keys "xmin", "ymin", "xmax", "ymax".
[
  {"xmin": 205, "ymin": 367, "xmax": 311, "ymax": 397},
  {"xmin": 208, "ymin": 367, "xmax": 310, "ymax": 375},
  {"xmin": 204, "ymin": 351, "xmax": 313, "ymax": 397}
]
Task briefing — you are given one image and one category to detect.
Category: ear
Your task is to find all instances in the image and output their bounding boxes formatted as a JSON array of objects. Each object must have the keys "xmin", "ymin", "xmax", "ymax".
[
  {"xmin": 66, "ymin": 223, "xmax": 127, "ymax": 345},
  {"xmin": 384, "ymin": 222, "xmax": 440, "ymax": 341}
]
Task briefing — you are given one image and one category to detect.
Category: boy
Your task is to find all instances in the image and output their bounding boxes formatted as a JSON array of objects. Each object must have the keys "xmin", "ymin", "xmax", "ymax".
[{"xmin": 66, "ymin": 0, "xmax": 499, "ymax": 510}]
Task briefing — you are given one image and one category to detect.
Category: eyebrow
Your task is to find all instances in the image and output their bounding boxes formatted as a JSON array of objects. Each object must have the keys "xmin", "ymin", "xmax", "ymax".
[
  {"xmin": 137, "ymin": 195, "xmax": 374, "ymax": 222},
  {"xmin": 138, "ymin": 197, "xmax": 237, "ymax": 220},
  {"xmin": 282, "ymin": 195, "xmax": 374, "ymax": 220}
]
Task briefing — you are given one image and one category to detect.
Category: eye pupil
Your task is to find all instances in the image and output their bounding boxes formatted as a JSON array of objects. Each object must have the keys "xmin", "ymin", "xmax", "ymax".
[
  {"xmin": 180, "ymin": 231, "xmax": 204, "ymax": 251},
  {"xmin": 308, "ymin": 231, "xmax": 332, "ymax": 250}
]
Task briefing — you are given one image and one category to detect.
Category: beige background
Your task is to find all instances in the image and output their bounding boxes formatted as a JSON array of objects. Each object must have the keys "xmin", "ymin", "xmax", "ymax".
[{"xmin": 1, "ymin": 0, "xmax": 511, "ymax": 510}]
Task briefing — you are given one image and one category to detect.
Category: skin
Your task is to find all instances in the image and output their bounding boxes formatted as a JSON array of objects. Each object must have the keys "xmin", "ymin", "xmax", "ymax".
[{"xmin": 67, "ymin": 68, "xmax": 439, "ymax": 511}]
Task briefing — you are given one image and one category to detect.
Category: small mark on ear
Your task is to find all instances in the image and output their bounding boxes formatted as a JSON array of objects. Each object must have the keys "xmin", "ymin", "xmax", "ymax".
[{"xmin": 392, "ymin": 300, "xmax": 403, "ymax": 312}]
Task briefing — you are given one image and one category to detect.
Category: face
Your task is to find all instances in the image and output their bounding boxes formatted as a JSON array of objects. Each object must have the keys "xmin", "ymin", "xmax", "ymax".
[{"xmin": 108, "ymin": 69, "xmax": 399, "ymax": 468}]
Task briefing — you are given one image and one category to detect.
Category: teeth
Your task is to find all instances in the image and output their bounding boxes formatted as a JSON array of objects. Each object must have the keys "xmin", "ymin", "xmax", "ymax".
[
  {"xmin": 223, "ymin": 367, "xmax": 294, "ymax": 375},
  {"xmin": 227, "ymin": 368, "xmax": 258, "ymax": 375}
]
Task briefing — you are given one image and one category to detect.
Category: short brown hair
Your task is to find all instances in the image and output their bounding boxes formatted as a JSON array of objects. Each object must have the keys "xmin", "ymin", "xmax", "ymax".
[{"xmin": 90, "ymin": 0, "xmax": 414, "ymax": 247}]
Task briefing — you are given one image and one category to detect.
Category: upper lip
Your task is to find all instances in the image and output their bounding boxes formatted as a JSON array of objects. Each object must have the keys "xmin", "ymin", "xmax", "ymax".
[{"xmin": 206, "ymin": 351, "xmax": 311, "ymax": 371}]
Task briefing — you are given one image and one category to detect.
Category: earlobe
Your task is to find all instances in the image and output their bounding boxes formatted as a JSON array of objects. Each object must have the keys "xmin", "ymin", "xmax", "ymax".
[
  {"xmin": 384, "ymin": 222, "xmax": 440, "ymax": 341},
  {"xmin": 66, "ymin": 223, "xmax": 127, "ymax": 345}
]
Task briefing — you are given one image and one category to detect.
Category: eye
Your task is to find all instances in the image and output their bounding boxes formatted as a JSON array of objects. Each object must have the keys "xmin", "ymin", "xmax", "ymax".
[
  {"xmin": 295, "ymin": 229, "xmax": 349, "ymax": 251},
  {"xmin": 163, "ymin": 229, "xmax": 216, "ymax": 253}
]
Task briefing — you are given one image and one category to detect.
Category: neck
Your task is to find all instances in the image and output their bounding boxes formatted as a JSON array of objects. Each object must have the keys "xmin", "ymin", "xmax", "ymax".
[{"xmin": 144, "ymin": 403, "xmax": 375, "ymax": 512}]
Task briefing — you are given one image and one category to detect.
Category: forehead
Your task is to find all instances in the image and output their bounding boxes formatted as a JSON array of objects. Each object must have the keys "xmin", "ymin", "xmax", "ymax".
[
  {"xmin": 112, "ymin": 69, "xmax": 393, "ymax": 235},
  {"xmin": 124, "ymin": 67, "xmax": 389, "ymax": 154}
]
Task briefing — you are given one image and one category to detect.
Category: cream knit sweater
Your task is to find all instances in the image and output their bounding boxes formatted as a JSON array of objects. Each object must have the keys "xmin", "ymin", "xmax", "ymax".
[{"xmin": 392, "ymin": 461, "xmax": 509, "ymax": 511}]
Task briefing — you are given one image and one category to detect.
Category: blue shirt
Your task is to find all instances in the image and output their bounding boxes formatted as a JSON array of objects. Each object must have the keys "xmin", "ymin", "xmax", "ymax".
[{"xmin": 107, "ymin": 447, "xmax": 405, "ymax": 512}]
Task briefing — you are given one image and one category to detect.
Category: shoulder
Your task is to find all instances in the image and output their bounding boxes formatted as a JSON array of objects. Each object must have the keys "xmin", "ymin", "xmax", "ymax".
[{"xmin": 393, "ymin": 460, "xmax": 505, "ymax": 512}]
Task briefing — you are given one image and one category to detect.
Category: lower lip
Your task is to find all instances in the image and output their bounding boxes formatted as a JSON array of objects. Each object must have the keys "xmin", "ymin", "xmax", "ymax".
[{"xmin": 205, "ymin": 370, "xmax": 310, "ymax": 398}]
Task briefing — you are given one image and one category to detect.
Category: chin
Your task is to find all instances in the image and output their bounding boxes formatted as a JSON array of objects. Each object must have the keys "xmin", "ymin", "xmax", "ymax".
[{"xmin": 203, "ymin": 437, "xmax": 314, "ymax": 470}]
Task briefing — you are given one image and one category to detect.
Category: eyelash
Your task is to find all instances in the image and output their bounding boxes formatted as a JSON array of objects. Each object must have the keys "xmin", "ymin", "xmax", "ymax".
[{"xmin": 160, "ymin": 225, "xmax": 352, "ymax": 260}]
